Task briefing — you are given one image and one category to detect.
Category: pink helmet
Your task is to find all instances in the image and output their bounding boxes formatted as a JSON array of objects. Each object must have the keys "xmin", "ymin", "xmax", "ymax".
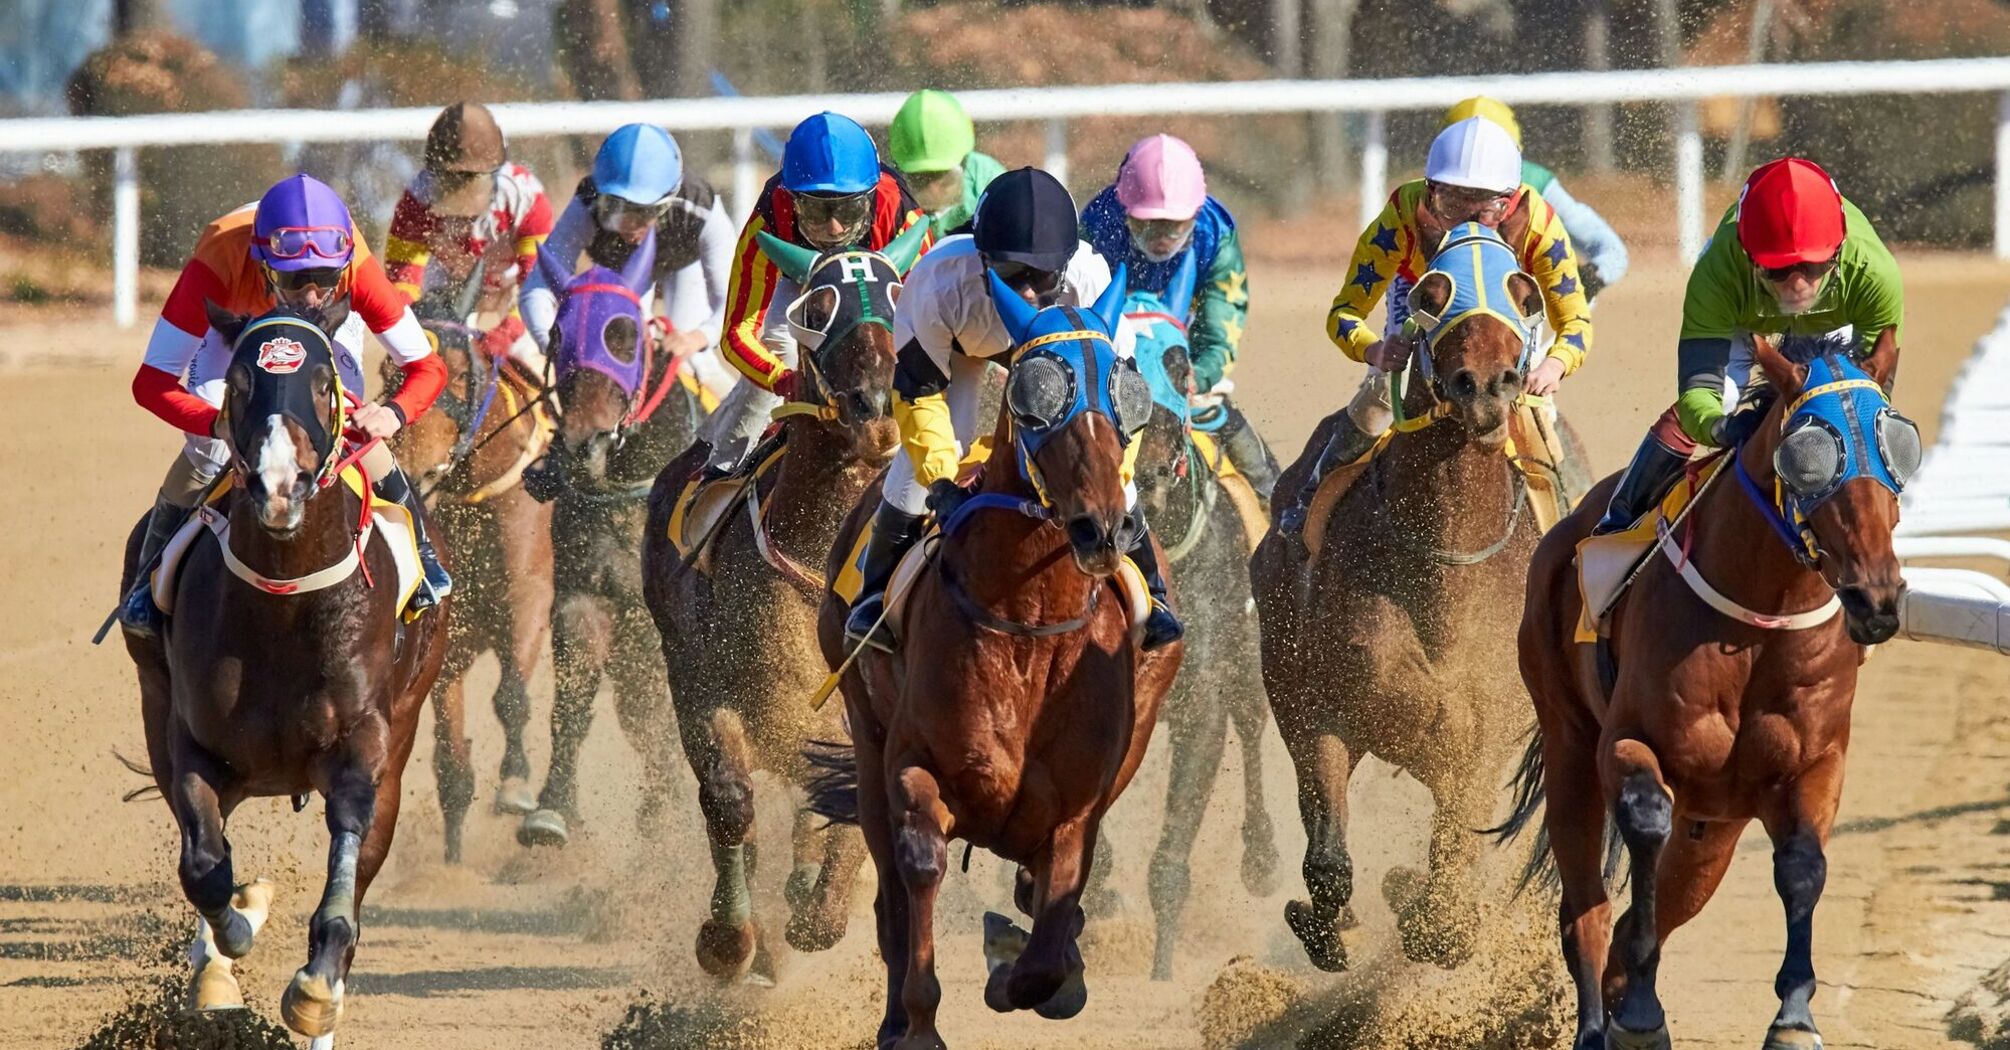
[{"xmin": 1115, "ymin": 134, "xmax": 1206, "ymax": 221}]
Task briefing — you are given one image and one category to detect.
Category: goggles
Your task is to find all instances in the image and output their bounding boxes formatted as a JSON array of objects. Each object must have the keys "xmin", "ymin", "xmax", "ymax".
[
  {"xmin": 593, "ymin": 195, "xmax": 669, "ymax": 236},
  {"xmin": 794, "ymin": 191, "xmax": 873, "ymax": 235},
  {"xmin": 987, "ymin": 259, "xmax": 1064, "ymax": 298},
  {"xmin": 1125, "ymin": 217, "xmax": 1195, "ymax": 246},
  {"xmin": 1759, "ymin": 255, "xmax": 1838, "ymax": 284},
  {"xmin": 1426, "ymin": 182, "xmax": 1514, "ymax": 223},
  {"xmin": 258, "ymin": 226, "xmax": 353, "ymax": 261}
]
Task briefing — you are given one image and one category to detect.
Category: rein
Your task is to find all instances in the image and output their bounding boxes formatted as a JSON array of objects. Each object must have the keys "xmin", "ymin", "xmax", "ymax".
[
  {"xmin": 935, "ymin": 492, "xmax": 1104, "ymax": 638},
  {"xmin": 1372, "ymin": 391, "xmax": 1544, "ymax": 566}
]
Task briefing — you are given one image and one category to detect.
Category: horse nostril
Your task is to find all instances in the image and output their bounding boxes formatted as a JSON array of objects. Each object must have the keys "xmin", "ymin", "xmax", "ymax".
[
  {"xmin": 1498, "ymin": 369, "xmax": 1522, "ymax": 393},
  {"xmin": 1066, "ymin": 515, "xmax": 1106, "ymax": 552},
  {"xmin": 1450, "ymin": 370, "xmax": 1479, "ymax": 398}
]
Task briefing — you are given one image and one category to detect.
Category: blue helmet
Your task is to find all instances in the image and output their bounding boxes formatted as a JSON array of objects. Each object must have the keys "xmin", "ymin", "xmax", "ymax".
[
  {"xmin": 592, "ymin": 124, "xmax": 681, "ymax": 205},
  {"xmin": 782, "ymin": 112, "xmax": 879, "ymax": 195}
]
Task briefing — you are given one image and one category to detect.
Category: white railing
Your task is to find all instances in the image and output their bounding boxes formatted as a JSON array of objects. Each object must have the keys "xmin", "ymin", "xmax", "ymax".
[{"xmin": 2, "ymin": 57, "xmax": 2009, "ymax": 328}]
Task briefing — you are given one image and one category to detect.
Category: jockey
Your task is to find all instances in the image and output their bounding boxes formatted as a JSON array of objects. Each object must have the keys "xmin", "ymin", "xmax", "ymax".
[
  {"xmin": 1079, "ymin": 133, "xmax": 1279, "ymax": 501},
  {"xmin": 702, "ymin": 111, "xmax": 930, "ymax": 475},
  {"xmin": 843, "ymin": 166, "xmax": 1183, "ymax": 653},
  {"xmin": 1279, "ymin": 116, "xmax": 1593, "ymax": 533},
  {"xmin": 518, "ymin": 123, "xmax": 739, "ymax": 400},
  {"xmin": 121, "ymin": 174, "xmax": 452, "ymax": 637},
  {"xmin": 382, "ymin": 101, "xmax": 555, "ymax": 373},
  {"xmin": 1592, "ymin": 157, "xmax": 1903, "ymax": 534},
  {"xmin": 888, "ymin": 88, "xmax": 1007, "ymax": 239}
]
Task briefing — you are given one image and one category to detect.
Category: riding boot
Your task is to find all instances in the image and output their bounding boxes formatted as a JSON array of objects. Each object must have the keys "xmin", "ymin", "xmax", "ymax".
[
  {"xmin": 1593, "ymin": 434, "xmax": 1691, "ymax": 536},
  {"xmin": 1126, "ymin": 524, "xmax": 1184, "ymax": 652},
  {"xmin": 118, "ymin": 493, "xmax": 187, "ymax": 638},
  {"xmin": 375, "ymin": 465, "xmax": 453, "ymax": 607},
  {"xmin": 1278, "ymin": 416, "xmax": 1378, "ymax": 536},
  {"xmin": 1217, "ymin": 405, "xmax": 1281, "ymax": 504},
  {"xmin": 844, "ymin": 501, "xmax": 928, "ymax": 653}
]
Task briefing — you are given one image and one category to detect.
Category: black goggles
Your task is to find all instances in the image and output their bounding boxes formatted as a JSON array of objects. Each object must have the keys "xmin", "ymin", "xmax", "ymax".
[
  {"xmin": 988, "ymin": 260, "xmax": 1064, "ymax": 297},
  {"xmin": 1759, "ymin": 255, "xmax": 1838, "ymax": 283},
  {"xmin": 271, "ymin": 267, "xmax": 344, "ymax": 292}
]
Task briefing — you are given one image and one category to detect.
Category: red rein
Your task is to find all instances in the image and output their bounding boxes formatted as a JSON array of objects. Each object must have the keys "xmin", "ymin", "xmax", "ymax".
[{"xmin": 626, "ymin": 320, "xmax": 686, "ymax": 428}]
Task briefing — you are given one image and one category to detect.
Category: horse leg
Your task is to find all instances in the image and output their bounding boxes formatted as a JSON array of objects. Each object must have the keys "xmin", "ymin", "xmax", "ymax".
[
  {"xmin": 1148, "ymin": 685, "xmax": 1229, "ymax": 981},
  {"xmin": 522, "ymin": 592, "xmax": 612, "ymax": 846},
  {"xmin": 680, "ymin": 707, "xmax": 759, "ymax": 978},
  {"xmin": 849, "ymin": 727, "xmax": 911, "ymax": 1049},
  {"xmin": 166, "ymin": 736, "xmax": 272, "ymax": 1011},
  {"xmin": 1397, "ymin": 767, "xmax": 1492, "ymax": 969},
  {"xmin": 993, "ymin": 817, "xmax": 1093, "ymax": 1019},
  {"xmin": 786, "ymin": 808, "xmax": 867, "ymax": 953},
  {"xmin": 610, "ymin": 607, "xmax": 678, "ymax": 838},
  {"xmin": 1280, "ymin": 726, "xmax": 1359, "ymax": 972},
  {"xmin": 1227, "ymin": 675, "xmax": 1280, "ymax": 897},
  {"xmin": 430, "ymin": 675, "xmax": 474, "ymax": 864},
  {"xmin": 886, "ymin": 765, "xmax": 950, "ymax": 1050},
  {"xmin": 494, "ymin": 496, "xmax": 551, "ymax": 816},
  {"xmin": 490, "ymin": 671, "xmax": 535, "ymax": 815},
  {"xmin": 1603, "ymin": 739, "xmax": 1675, "ymax": 1050},
  {"xmin": 1758, "ymin": 753, "xmax": 1844, "ymax": 1050},
  {"xmin": 282, "ymin": 752, "xmax": 391, "ymax": 1041}
]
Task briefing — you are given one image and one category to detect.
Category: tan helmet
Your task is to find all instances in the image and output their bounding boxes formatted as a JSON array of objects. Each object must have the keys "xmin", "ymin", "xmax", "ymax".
[{"xmin": 424, "ymin": 101, "xmax": 506, "ymax": 175}]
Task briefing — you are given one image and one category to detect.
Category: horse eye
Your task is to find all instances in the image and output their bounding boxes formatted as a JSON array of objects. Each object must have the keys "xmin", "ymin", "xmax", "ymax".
[
  {"xmin": 1876, "ymin": 409, "xmax": 1922, "ymax": 487},
  {"xmin": 1774, "ymin": 420, "xmax": 1844, "ymax": 497},
  {"xmin": 1007, "ymin": 355, "xmax": 1074, "ymax": 431}
]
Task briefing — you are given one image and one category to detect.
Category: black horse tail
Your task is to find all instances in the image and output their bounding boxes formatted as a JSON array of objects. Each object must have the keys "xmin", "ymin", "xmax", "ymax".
[
  {"xmin": 1483, "ymin": 725, "xmax": 1626, "ymax": 897},
  {"xmin": 802, "ymin": 739, "xmax": 860, "ymax": 826},
  {"xmin": 113, "ymin": 749, "xmax": 161, "ymax": 802}
]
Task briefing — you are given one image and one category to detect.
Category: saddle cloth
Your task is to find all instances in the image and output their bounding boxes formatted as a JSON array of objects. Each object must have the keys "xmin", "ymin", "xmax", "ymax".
[
  {"xmin": 1301, "ymin": 398, "xmax": 1568, "ymax": 559},
  {"xmin": 152, "ymin": 467, "xmax": 424, "ymax": 618},
  {"xmin": 1185, "ymin": 430, "xmax": 1270, "ymax": 557},
  {"xmin": 1572, "ymin": 453, "xmax": 1729, "ymax": 643},
  {"xmin": 664, "ymin": 440, "xmax": 790, "ymax": 574}
]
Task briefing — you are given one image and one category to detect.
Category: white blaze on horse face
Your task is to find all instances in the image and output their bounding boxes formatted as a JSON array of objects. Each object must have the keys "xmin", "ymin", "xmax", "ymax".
[{"xmin": 257, "ymin": 414, "xmax": 300, "ymax": 514}]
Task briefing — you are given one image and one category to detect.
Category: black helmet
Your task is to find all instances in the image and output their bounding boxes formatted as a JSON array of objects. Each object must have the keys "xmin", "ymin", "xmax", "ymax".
[{"xmin": 973, "ymin": 167, "xmax": 1078, "ymax": 273}]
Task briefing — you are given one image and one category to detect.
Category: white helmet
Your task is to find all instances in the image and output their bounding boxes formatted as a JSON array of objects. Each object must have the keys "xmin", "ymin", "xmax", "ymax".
[{"xmin": 1425, "ymin": 116, "xmax": 1522, "ymax": 193}]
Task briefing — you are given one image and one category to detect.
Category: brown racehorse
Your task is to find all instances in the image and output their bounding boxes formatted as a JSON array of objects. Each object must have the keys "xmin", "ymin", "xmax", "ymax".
[
  {"xmin": 641, "ymin": 227, "xmax": 924, "ymax": 981},
  {"xmin": 812, "ymin": 272, "xmax": 1180, "ymax": 1049},
  {"xmin": 390, "ymin": 316, "xmax": 553, "ymax": 863},
  {"xmin": 120, "ymin": 303, "xmax": 448, "ymax": 1044},
  {"xmin": 1252, "ymin": 222, "xmax": 1556, "ymax": 974},
  {"xmin": 1505, "ymin": 331, "xmax": 1911, "ymax": 1050}
]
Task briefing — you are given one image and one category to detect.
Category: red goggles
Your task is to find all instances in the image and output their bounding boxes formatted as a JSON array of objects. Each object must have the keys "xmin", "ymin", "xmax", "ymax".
[{"xmin": 258, "ymin": 226, "xmax": 354, "ymax": 261}]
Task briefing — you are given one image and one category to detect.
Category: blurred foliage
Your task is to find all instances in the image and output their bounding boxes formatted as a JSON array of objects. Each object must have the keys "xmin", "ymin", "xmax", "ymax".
[{"xmin": 64, "ymin": 31, "xmax": 280, "ymax": 266}]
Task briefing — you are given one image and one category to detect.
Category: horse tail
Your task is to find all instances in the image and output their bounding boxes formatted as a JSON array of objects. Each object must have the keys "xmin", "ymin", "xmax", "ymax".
[
  {"xmin": 112, "ymin": 749, "xmax": 161, "ymax": 802},
  {"xmin": 1484, "ymin": 725, "xmax": 1626, "ymax": 897},
  {"xmin": 802, "ymin": 739, "xmax": 860, "ymax": 826}
]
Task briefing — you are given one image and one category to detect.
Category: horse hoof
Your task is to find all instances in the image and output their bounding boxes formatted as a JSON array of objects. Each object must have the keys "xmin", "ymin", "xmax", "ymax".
[
  {"xmin": 187, "ymin": 961, "xmax": 244, "ymax": 1011},
  {"xmin": 783, "ymin": 863, "xmax": 819, "ymax": 912},
  {"xmin": 1283, "ymin": 900, "xmax": 1347, "ymax": 973},
  {"xmin": 1397, "ymin": 895, "xmax": 1478, "ymax": 970},
  {"xmin": 1031, "ymin": 956, "xmax": 1088, "ymax": 1020},
  {"xmin": 1763, "ymin": 1026, "xmax": 1823, "ymax": 1050},
  {"xmin": 784, "ymin": 907, "xmax": 845, "ymax": 954},
  {"xmin": 280, "ymin": 970, "xmax": 345, "ymax": 1038},
  {"xmin": 493, "ymin": 778, "xmax": 537, "ymax": 815},
  {"xmin": 1381, "ymin": 865, "xmax": 1426, "ymax": 912},
  {"xmin": 1605, "ymin": 1022, "xmax": 1671, "ymax": 1050},
  {"xmin": 695, "ymin": 919, "xmax": 757, "ymax": 978},
  {"xmin": 1241, "ymin": 840, "xmax": 1282, "ymax": 898},
  {"xmin": 981, "ymin": 912, "xmax": 1029, "ymax": 973},
  {"xmin": 517, "ymin": 809, "xmax": 571, "ymax": 848}
]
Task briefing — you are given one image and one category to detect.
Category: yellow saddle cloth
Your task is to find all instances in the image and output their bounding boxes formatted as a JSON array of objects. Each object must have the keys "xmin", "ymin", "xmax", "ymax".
[
  {"xmin": 1186, "ymin": 430, "xmax": 1270, "ymax": 557},
  {"xmin": 1572, "ymin": 453, "xmax": 1728, "ymax": 643},
  {"xmin": 664, "ymin": 442, "xmax": 790, "ymax": 573}
]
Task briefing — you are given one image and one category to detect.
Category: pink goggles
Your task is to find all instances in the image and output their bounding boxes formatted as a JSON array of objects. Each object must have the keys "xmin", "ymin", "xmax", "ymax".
[{"xmin": 257, "ymin": 226, "xmax": 354, "ymax": 261}]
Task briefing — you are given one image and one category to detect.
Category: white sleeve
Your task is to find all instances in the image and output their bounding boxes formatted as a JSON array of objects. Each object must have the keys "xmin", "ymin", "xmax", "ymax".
[
  {"xmin": 520, "ymin": 194, "xmax": 593, "ymax": 350},
  {"xmin": 1065, "ymin": 242, "xmax": 1133, "ymax": 357},
  {"xmin": 890, "ymin": 267, "xmax": 960, "ymax": 380},
  {"xmin": 664, "ymin": 260, "xmax": 714, "ymax": 341},
  {"xmin": 141, "ymin": 315, "xmax": 205, "ymax": 377},
  {"xmin": 374, "ymin": 307, "xmax": 433, "ymax": 366}
]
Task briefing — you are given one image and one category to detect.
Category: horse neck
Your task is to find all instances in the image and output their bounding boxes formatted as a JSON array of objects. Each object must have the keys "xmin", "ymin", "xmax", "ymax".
[
  {"xmin": 1686, "ymin": 429, "xmax": 1834, "ymax": 615},
  {"xmin": 950, "ymin": 415, "xmax": 1093, "ymax": 609},
  {"xmin": 1377, "ymin": 418, "xmax": 1520, "ymax": 554},
  {"xmin": 462, "ymin": 354, "xmax": 538, "ymax": 486},
  {"xmin": 767, "ymin": 415, "xmax": 881, "ymax": 554},
  {"xmin": 606, "ymin": 382, "xmax": 694, "ymax": 485},
  {"xmin": 227, "ymin": 476, "xmax": 361, "ymax": 581}
]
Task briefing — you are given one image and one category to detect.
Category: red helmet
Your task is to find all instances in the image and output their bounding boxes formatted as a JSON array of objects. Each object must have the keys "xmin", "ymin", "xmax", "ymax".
[{"xmin": 1735, "ymin": 158, "xmax": 1845, "ymax": 269}]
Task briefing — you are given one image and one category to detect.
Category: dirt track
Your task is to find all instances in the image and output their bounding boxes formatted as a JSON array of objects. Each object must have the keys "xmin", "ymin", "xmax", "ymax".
[{"xmin": 4, "ymin": 249, "xmax": 2010, "ymax": 1049}]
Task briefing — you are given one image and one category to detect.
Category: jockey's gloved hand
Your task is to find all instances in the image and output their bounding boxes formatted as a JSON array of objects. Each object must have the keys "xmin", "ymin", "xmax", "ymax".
[
  {"xmin": 522, "ymin": 451, "xmax": 563, "ymax": 503},
  {"xmin": 1712, "ymin": 405, "xmax": 1767, "ymax": 449},
  {"xmin": 772, "ymin": 370, "xmax": 800, "ymax": 401},
  {"xmin": 1581, "ymin": 262, "xmax": 1606, "ymax": 302},
  {"xmin": 926, "ymin": 478, "xmax": 972, "ymax": 522}
]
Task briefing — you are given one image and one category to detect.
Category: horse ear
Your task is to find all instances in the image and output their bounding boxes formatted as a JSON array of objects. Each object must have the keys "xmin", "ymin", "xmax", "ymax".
[
  {"xmin": 1164, "ymin": 251, "xmax": 1198, "ymax": 323},
  {"xmin": 987, "ymin": 267, "xmax": 1039, "ymax": 345},
  {"xmin": 618, "ymin": 229, "xmax": 657, "ymax": 295},
  {"xmin": 205, "ymin": 299, "xmax": 248, "ymax": 346},
  {"xmin": 1505, "ymin": 272, "xmax": 1543, "ymax": 322},
  {"xmin": 534, "ymin": 242, "xmax": 572, "ymax": 301},
  {"xmin": 316, "ymin": 296, "xmax": 352, "ymax": 341},
  {"xmin": 1091, "ymin": 263, "xmax": 1128, "ymax": 336},
  {"xmin": 756, "ymin": 230, "xmax": 817, "ymax": 284},
  {"xmin": 1410, "ymin": 272, "xmax": 1454, "ymax": 323},
  {"xmin": 1751, "ymin": 334, "xmax": 1805, "ymax": 397},
  {"xmin": 885, "ymin": 219, "xmax": 929, "ymax": 275},
  {"xmin": 1162, "ymin": 344, "xmax": 1194, "ymax": 394},
  {"xmin": 1863, "ymin": 326, "xmax": 1900, "ymax": 392}
]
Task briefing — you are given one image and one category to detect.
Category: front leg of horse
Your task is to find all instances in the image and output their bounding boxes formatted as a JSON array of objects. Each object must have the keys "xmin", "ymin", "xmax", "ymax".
[
  {"xmin": 888, "ymin": 766, "xmax": 950, "ymax": 1050},
  {"xmin": 167, "ymin": 744, "xmax": 273, "ymax": 1011},
  {"xmin": 786, "ymin": 810, "xmax": 868, "ymax": 953},
  {"xmin": 1397, "ymin": 769, "xmax": 1494, "ymax": 969},
  {"xmin": 522, "ymin": 593, "xmax": 612, "ymax": 847},
  {"xmin": 490, "ymin": 671, "xmax": 536, "ymax": 815},
  {"xmin": 685, "ymin": 708, "xmax": 761, "ymax": 979},
  {"xmin": 987, "ymin": 817, "xmax": 1093, "ymax": 1020},
  {"xmin": 1760, "ymin": 764, "xmax": 1840, "ymax": 1050},
  {"xmin": 1227, "ymin": 675, "xmax": 1281, "ymax": 898},
  {"xmin": 610, "ymin": 609, "xmax": 679, "ymax": 838},
  {"xmin": 282, "ymin": 762, "xmax": 381, "ymax": 1040},
  {"xmin": 1149, "ymin": 687, "xmax": 1229, "ymax": 980},
  {"xmin": 1603, "ymin": 740, "xmax": 1674, "ymax": 1050},
  {"xmin": 430, "ymin": 677, "xmax": 474, "ymax": 863},
  {"xmin": 1278, "ymin": 722, "xmax": 1358, "ymax": 972}
]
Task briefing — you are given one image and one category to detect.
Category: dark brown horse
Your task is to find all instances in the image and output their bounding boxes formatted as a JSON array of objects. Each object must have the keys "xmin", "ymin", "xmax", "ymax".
[
  {"xmin": 641, "ymin": 227, "xmax": 924, "ymax": 981},
  {"xmin": 121, "ymin": 303, "xmax": 448, "ymax": 1045},
  {"xmin": 1505, "ymin": 331, "xmax": 1911, "ymax": 1050},
  {"xmin": 516, "ymin": 245, "xmax": 703, "ymax": 848},
  {"xmin": 1252, "ymin": 222, "xmax": 1556, "ymax": 974},
  {"xmin": 390, "ymin": 316, "xmax": 553, "ymax": 862},
  {"xmin": 812, "ymin": 273, "xmax": 1180, "ymax": 1048}
]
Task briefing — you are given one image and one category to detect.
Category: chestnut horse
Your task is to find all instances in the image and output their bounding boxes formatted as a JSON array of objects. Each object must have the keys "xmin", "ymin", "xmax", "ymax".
[
  {"xmin": 812, "ymin": 269, "xmax": 1180, "ymax": 1048},
  {"xmin": 1252, "ymin": 221, "xmax": 1559, "ymax": 973},
  {"xmin": 641, "ymin": 225, "xmax": 925, "ymax": 981},
  {"xmin": 516, "ymin": 238, "xmax": 704, "ymax": 847},
  {"xmin": 120, "ymin": 304, "xmax": 448, "ymax": 1046},
  {"xmin": 390, "ymin": 312, "xmax": 553, "ymax": 862},
  {"xmin": 1505, "ymin": 332, "xmax": 1913, "ymax": 1050}
]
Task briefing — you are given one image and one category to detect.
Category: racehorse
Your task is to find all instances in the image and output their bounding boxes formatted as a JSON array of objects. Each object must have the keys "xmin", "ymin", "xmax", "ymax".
[
  {"xmin": 516, "ymin": 236, "xmax": 704, "ymax": 847},
  {"xmin": 1504, "ymin": 331, "xmax": 1913, "ymax": 1050},
  {"xmin": 1123, "ymin": 260, "xmax": 1279, "ymax": 981},
  {"xmin": 640, "ymin": 224, "xmax": 925, "ymax": 980},
  {"xmin": 811, "ymin": 268, "xmax": 1180, "ymax": 1048},
  {"xmin": 389, "ymin": 306, "xmax": 553, "ymax": 863},
  {"xmin": 1251, "ymin": 221, "xmax": 1561, "ymax": 973},
  {"xmin": 120, "ymin": 303, "xmax": 448, "ymax": 1045}
]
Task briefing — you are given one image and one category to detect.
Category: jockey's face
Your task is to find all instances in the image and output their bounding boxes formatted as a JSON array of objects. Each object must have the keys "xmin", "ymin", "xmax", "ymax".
[
  {"xmin": 1759, "ymin": 254, "xmax": 1837, "ymax": 315},
  {"xmin": 907, "ymin": 167, "xmax": 963, "ymax": 214},
  {"xmin": 986, "ymin": 258, "xmax": 1064, "ymax": 307},
  {"xmin": 794, "ymin": 190, "xmax": 873, "ymax": 251},
  {"xmin": 1126, "ymin": 216, "xmax": 1195, "ymax": 263},
  {"xmin": 268, "ymin": 266, "xmax": 344, "ymax": 312},
  {"xmin": 1427, "ymin": 182, "xmax": 1513, "ymax": 227}
]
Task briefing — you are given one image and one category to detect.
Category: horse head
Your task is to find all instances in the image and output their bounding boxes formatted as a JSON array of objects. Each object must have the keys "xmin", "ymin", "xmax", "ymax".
[
  {"xmin": 1750, "ymin": 329, "xmax": 1916, "ymax": 644},
  {"xmin": 539, "ymin": 229, "xmax": 654, "ymax": 481},
  {"xmin": 757, "ymin": 220, "xmax": 927, "ymax": 463},
  {"xmin": 208, "ymin": 299, "xmax": 352, "ymax": 534},
  {"xmin": 1405, "ymin": 221, "xmax": 1545, "ymax": 445},
  {"xmin": 1122, "ymin": 253, "xmax": 1202, "ymax": 528},
  {"xmin": 991, "ymin": 264, "xmax": 1155, "ymax": 577}
]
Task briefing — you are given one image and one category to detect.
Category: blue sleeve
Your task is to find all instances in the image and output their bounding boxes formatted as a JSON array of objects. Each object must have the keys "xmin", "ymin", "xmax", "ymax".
[{"xmin": 1542, "ymin": 179, "xmax": 1628, "ymax": 288}]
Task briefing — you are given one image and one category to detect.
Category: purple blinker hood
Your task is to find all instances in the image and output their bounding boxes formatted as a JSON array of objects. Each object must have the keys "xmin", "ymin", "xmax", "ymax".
[{"xmin": 538, "ymin": 229, "xmax": 656, "ymax": 397}]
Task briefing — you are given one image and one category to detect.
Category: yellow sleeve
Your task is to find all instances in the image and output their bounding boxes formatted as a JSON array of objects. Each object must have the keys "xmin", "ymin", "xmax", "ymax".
[
  {"xmin": 1325, "ymin": 195, "xmax": 1406, "ymax": 361},
  {"xmin": 1527, "ymin": 205, "xmax": 1593, "ymax": 376},
  {"xmin": 893, "ymin": 390, "xmax": 960, "ymax": 489}
]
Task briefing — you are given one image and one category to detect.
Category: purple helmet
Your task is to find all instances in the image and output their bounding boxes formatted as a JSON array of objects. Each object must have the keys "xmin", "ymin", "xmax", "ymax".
[{"xmin": 253, "ymin": 174, "xmax": 356, "ymax": 272}]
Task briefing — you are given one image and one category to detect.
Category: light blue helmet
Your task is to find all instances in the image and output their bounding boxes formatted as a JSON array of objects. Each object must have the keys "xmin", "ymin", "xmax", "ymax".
[{"xmin": 592, "ymin": 124, "xmax": 682, "ymax": 205}]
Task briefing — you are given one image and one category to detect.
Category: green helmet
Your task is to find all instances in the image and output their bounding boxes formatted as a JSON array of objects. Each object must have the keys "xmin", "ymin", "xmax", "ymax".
[{"xmin": 889, "ymin": 89, "xmax": 975, "ymax": 174}]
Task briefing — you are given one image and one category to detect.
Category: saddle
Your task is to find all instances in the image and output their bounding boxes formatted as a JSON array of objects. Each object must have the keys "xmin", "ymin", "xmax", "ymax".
[
  {"xmin": 152, "ymin": 468, "xmax": 425, "ymax": 620},
  {"xmin": 664, "ymin": 436, "xmax": 790, "ymax": 575},
  {"xmin": 1572, "ymin": 453, "xmax": 1729, "ymax": 643},
  {"xmin": 1301, "ymin": 397, "xmax": 1569, "ymax": 559},
  {"xmin": 1184, "ymin": 430, "xmax": 1270, "ymax": 557}
]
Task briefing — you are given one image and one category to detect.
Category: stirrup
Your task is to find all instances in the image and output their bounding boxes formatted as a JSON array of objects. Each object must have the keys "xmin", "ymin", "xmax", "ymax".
[
  {"xmin": 118, "ymin": 584, "xmax": 162, "ymax": 637},
  {"xmin": 844, "ymin": 593, "xmax": 894, "ymax": 653},
  {"xmin": 1142, "ymin": 600, "xmax": 1184, "ymax": 652}
]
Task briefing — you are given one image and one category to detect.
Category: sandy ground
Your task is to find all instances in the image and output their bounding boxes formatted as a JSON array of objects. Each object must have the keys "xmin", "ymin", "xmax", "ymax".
[{"xmin": 3, "ymin": 248, "xmax": 2010, "ymax": 1049}]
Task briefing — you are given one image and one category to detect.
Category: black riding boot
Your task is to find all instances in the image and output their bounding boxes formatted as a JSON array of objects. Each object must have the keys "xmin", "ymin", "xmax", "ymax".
[
  {"xmin": 118, "ymin": 493, "xmax": 186, "ymax": 638},
  {"xmin": 1218, "ymin": 405, "xmax": 1281, "ymax": 503},
  {"xmin": 1278, "ymin": 416, "xmax": 1378, "ymax": 535},
  {"xmin": 1126, "ymin": 523, "xmax": 1184, "ymax": 651},
  {"xmin": 375, "ymin": 465, "xmax": 452, "ymax": 608},
  {"xmin": 845, "ymin": 501, "xmax": 928, "ymax": 652},
  {"xmin": 1593, "ymin": 434, "xmax": 1691, "ymax": 536}
]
